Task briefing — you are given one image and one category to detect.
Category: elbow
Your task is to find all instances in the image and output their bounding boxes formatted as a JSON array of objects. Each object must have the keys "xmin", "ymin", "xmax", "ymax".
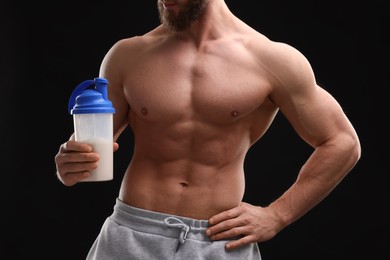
[
  {"xmin": 353, "ymin": 136, "xmax": 361, "ymax": 165},
  {"xmin": 346, "ymin": 131, "xmax": 362, "ymax": 170}
]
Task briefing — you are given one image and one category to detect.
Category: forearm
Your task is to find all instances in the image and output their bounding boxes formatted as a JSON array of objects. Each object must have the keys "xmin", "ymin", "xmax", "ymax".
[{"xmin": 268, "ymin": 133, "xmax": 360, "ymax": 231}]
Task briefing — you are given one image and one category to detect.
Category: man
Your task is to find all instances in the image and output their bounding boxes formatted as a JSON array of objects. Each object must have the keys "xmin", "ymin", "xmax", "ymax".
[{"xmin": 55, "ymin": 0, "xmax": 361, "ymax": 259}]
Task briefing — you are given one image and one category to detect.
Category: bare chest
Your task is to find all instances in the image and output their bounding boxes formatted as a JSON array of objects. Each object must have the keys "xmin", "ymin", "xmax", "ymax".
[{"xmin": 124, "ymin": 45, "xmax": 271, "ymax": 124}]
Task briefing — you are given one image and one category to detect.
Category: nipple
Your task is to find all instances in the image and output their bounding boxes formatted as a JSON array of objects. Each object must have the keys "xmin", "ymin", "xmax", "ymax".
[
  {"xmin": 231, "ymin": 110, "xmax": 239, "ymax": 117},
  {"xmin": 141, "ymin": 107, "xmax": 148, "ymax": 116}
]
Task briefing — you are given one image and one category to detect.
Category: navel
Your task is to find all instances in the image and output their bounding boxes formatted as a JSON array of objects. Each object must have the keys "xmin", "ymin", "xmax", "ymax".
[
  {"xmin": 179, "ymin": 182, "xmax": 189, "ymax": 187},
  {"xmin": 141, "ymin": 107, "xmax": 148, "ymax": 116}
]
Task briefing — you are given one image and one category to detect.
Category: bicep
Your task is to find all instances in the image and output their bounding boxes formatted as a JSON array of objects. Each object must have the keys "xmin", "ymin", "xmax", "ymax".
[
  {"xmin": 99, "ymin": 41, "xmax": 130, "ymax": 140},
  {"xmin": 279, "ymin": 85, "xmax": 353, "ymax": 148},
  {"xmin": 267, "ymin": 43, "xmax": 353, "ymax": 148},
  {"xmin": 105, "ymin": 79, "xmax": 129, "ymax": 141}
]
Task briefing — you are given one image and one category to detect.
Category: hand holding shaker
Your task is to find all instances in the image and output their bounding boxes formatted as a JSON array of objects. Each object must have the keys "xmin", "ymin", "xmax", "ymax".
[{"xmin": 68, "ymin": 77, "xmax": 115, "ymax": 182}]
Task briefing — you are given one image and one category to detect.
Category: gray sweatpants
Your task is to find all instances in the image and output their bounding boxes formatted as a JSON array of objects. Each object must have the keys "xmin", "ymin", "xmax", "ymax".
[{"xmin": 86, "ymin": 199, "xmax": 262, "ymax": 260}]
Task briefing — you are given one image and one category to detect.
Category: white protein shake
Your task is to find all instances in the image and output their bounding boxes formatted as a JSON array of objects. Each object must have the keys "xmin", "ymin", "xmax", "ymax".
[{"xmin": 80, "ymin": 137, "xmax": 113, "ymax": 182}]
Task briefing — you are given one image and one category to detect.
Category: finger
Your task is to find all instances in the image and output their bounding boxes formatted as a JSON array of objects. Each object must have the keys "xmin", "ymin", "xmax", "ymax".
[
  {"xmin": 60, "ymin": 151, "xmax": 100, "ymax": 163},
  {"xmin": 225, "ymin": 235, "xmax": 257, "ymax": 250},
  {"xmin": 56, "ymin": 155, "xmax": 99, "ymax": 183},
  {"xmin": 113, "ymin": 142, "xmax": 119, "ymax": 152},
  {"xmin": 208, "ymin": 225, "xmax": 249, "ymax": 241},
  {"xmin": 207, "ymin": 212, "xmax": 247, "ymax": 237},
  {"xmin": 208, "ymin": 206, "xmax": 242, "ymax": 226},
  {"xmin": 65, "ymin": 160, "xmax": 99, "ymax": 173},
  {"xmin": 61, "ymin": 140, "xmax": 93, "ymax": 153},
  {"xmin": 61, "ymin": 171, "xmax": 90, "ymax": 186}
]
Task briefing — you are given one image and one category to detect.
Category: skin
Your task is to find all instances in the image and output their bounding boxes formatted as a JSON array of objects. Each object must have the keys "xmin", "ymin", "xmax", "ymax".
[{"xmin": 55, "ymin": 0, "xmax": 361, "ymax": 251}]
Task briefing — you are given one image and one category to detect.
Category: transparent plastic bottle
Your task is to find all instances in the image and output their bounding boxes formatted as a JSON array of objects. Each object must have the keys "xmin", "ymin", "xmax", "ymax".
[{"xmin": 68, "ymin": 77, "xmax": 115, "ymax": 182}]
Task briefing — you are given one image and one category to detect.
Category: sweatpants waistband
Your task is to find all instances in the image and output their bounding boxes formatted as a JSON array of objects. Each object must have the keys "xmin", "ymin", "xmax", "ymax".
[{"xmin": 111, "ymin": 198, "xmax": 211, "ymax": 242}]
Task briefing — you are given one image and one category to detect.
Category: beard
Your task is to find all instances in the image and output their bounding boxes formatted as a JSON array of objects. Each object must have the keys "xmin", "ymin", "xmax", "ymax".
[{"xmin": 157, "ymin": 0, "xmax": 208, "ymax": 32}]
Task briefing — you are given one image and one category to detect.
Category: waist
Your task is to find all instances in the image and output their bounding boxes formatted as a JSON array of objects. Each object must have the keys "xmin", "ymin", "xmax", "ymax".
[
  {"xmin": 111, "ymin": 198, "xmax": 211, "ymax": 241},
  {"xmin": 119, "ymin": 162, "xmax": 245, "ymax": 219}
]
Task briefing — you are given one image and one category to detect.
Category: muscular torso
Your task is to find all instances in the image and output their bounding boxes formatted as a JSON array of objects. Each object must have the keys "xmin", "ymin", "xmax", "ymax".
[{"xmin": 115, "ymin": 27, "xmax": 279, "ymax": 219}]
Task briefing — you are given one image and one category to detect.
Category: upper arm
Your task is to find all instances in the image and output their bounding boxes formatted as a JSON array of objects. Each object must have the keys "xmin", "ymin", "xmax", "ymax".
[
  {"xmin": 268, "ymin": 43, "xmax": 358, "ymax": 148},
  {"xmin": 99, "ymin": 39, "xmax": 133, "ymax": 141}
]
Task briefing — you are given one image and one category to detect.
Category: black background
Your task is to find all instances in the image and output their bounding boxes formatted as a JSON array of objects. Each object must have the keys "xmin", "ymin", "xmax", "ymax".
[{"xmin": 2, "ymin": 1, "xmax": 388, "ymax": 259}]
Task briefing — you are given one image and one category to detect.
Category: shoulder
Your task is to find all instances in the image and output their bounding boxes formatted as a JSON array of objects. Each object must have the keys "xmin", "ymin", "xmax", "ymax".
[
  {"xmin": 103, "ymin": 33, "xmax": 156, "ymax": 62},
  {"xmin": 100, "ymin": 26, "xmax": 167, "ymax": 75},
  {"xmin": 235, "ymin": 26, "xmax": 318, "ymax": 108},
  {"xmin": 247, "ymin": 33, "xmax": 314, "ymax": 87},
  {"xmin": 240, "ymin": 32, "xmax": 316, "ymax": 104},
  {"xmin": 233, "ymin": 22, "xmax": 314, "ymax": 88}
]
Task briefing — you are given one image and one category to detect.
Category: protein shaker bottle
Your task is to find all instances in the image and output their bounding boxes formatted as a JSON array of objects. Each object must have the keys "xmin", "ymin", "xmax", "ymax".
[{"xmin": 68, "ymin": 77, "xmax": 115, "ymax": 182}]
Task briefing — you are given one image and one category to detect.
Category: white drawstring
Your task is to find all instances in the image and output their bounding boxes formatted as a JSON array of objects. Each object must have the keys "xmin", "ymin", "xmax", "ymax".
[{"xmin": 164, "ymin": 217, "xmax": 191, "ymax": 244}]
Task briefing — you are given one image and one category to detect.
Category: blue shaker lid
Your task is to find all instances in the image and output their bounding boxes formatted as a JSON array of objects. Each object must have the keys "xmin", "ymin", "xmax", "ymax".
[{"xmin": 68, "ymin": 77, "xmax": 115, "ymax": 114}]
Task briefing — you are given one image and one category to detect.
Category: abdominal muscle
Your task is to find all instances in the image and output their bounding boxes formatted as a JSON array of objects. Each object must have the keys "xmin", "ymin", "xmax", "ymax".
[
  {"xmin": 119, "ymin": 159, "xmax": 245, "ymax": 220},
  {"xmin": 118, "ymin": 125, "xmax": 250, "ymax": 220}
]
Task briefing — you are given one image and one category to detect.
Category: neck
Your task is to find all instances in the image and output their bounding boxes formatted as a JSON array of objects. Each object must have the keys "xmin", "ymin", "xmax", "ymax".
[{"xmin": 174, "ymin": 0, "xmax": 234, "ymax": 46}]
